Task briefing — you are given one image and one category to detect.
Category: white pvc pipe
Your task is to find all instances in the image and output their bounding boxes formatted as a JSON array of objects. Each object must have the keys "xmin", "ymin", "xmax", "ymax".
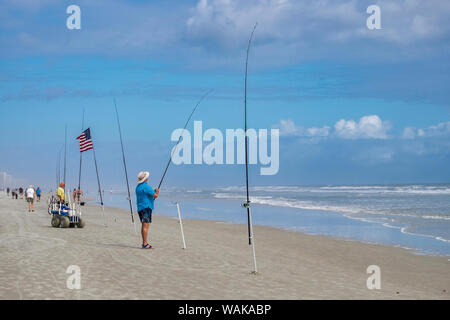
[
  {"xmin": 248, "ymin": 206, "xmax": 258, "ymax": 274},
  {"xmin": 176, "ymin": 203, "xmax": 187, "ymax": 249}
]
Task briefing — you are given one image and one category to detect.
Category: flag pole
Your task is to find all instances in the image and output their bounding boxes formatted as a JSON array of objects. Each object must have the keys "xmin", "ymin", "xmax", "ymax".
[
  {"xmin": 243, "ymin": 23, "xmax": 258, "ymax": 274},
  {"xmin": 78, "ymin": 109, "xmax": 85, "ymax": 192},
  {"xmin": 90, "ymin": 129, "xmax": 106, "ymax": 226},
  {"xmin": 114, "ymin": 99, "xmax": 137, "ymax": 235}
]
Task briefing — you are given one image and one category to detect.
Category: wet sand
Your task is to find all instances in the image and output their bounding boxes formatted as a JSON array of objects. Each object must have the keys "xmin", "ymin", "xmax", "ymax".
[{"xmin": 0, "ymin": 193, "xmax": 449, "ymax": 299}]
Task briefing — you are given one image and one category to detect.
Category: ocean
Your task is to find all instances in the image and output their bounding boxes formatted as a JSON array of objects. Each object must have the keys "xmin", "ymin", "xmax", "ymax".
[{"xmin": 91, "ymin": 184, "xmax": 450, "ymax": 256}]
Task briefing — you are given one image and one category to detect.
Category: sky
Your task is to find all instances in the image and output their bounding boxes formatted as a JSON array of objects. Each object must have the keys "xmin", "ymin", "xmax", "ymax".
[{"xmin": 0, "ymin": 0, "xmax": 449, "ymax": 191}]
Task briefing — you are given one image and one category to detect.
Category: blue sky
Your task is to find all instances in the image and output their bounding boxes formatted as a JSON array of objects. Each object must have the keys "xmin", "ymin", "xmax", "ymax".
[{"xmin": 0, "ymin": 0, "xmax": 449, "ymax": 190}]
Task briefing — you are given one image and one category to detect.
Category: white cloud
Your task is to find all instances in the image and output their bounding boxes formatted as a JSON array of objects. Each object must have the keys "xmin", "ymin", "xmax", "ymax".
[
  {"xmin": 417, "ymin": 129, "xmax": 425, "ymax": 137},
  {"xmin": 276, "ymin": 115, "xmax": 391, "ymax": 140},
  {"xmin": 306, "ymin": 126, "xmax": 331, "ymax": 137},
  {"xmin": 275, "ymin": 119, "xmax": 330, "ymax": 137},
  {"xmin": 278, "ymin": 117, "xmax": 450, "ymax": 142},
  {"xmin": 184, "ymin": 0, "xmax": 450, "ymax": 63},
  {"xmin": 334, "ymin": 115, "xmax": 390, "ymax": 139},
  {"xmin": 402, "ymin": 127, "xmax": 416, "ymax": 139},
  {"xmin": 425, "ymin": 122, "xmax": 450, "ymax": 137},
  {"xmin": 277, "ymin": 119, "xmax": 299, "ymax": 136},
  {"xmin": 402, "ymin": 121, "xmax": 450, "ymax": 139},
  {"xmin": 2, "ymin": 0, "xmax": 450, "ymax": 65}
]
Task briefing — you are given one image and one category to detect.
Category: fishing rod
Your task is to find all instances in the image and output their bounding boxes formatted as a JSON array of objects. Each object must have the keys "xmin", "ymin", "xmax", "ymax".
[
  {"xmin": 64, "ymin": 125, "xmax": 67, "ymax": 195},
  {"xmin": 157, "ymin": 89, "xmax": 214, "ymax": 190},
  {"xmin": 114, "ymin": 99, "xmax": 137, "ymax": 234},
  {"xmin": 57, "ymin": 145, "xmax": 63, "ymax": 188},
  {"xmin": 244, "ymin": 23, "xmax": 257, "ymax": 244},
  {"xmin": 56, "ymin": 152, "xmax": 58, "ymax": 189},
  {"xmin": 90, "ymin": 128, "xmax": 106, "ymax": 225},
  {"xmin": 243, "ymin": 23, "xmax": 258, "ymax": 273}
]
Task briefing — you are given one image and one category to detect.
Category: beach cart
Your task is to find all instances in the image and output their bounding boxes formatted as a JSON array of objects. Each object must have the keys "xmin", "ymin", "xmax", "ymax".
[{"xmin": 48, "ymin": 195, "xmax": 85, "ymax": 228}]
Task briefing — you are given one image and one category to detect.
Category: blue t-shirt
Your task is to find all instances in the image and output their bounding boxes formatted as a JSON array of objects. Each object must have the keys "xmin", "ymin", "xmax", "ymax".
[
  {"xmin": 136, "ymin": 182, "xmax": 155, "ymax": 212},
  {"xmin": 36, "ymin": 189, "xmax": 41, "ymax": 196}
]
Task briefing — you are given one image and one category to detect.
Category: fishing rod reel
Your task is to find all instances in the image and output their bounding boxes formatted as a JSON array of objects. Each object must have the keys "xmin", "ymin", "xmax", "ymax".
[{"xmin": 241, "ymin": 201, "xmax": 251, "ymax": 209}]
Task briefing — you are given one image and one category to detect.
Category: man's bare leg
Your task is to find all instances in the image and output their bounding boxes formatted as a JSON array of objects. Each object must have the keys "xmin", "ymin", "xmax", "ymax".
[{"xmin": 141, "ymin": 222, "xmax": 150, "ymax": 245}]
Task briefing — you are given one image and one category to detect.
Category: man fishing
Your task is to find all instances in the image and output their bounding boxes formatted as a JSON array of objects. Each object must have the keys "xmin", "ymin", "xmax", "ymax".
[{"xmin": 136, "ymin": 171, "xmax": 159, "ymax": 249}]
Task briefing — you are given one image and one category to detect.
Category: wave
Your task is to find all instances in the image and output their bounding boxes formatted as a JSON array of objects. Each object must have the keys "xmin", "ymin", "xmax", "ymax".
[
  {"xmin": 212, "ymin": 192, "xmax": 450, "ymax": 222},
  {"xmin": 422, "ymin": 215, "xmax": 450, "ymax": 221},
  {"xmin": 399, "ymin": 227, "xmax": 450, "ymax": 244},
  {"xmin": 315, "ymin": 185, "xmax": 450, "ymax": 195},
  {"xmin": 216, "ymin": 185, "xmax": 450, "ymax": 195},
  {"xmin": 213, "ymin": 193, "xmax": 364, "ymax": 214},
  {"xmin": 212, "ymin": 190, "xmax": 450, "ymax": 245}
]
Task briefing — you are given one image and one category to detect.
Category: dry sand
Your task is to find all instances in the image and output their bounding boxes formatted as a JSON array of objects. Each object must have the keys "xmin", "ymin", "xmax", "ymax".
[{"xmin": 0, "ymin": 193, "xmax": 449, "ymax": 300}]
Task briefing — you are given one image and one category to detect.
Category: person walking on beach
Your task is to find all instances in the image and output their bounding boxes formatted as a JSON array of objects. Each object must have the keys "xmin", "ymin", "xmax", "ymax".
[
  {"xmin": 57, "ymin": 183, "xmax": 65, "ymax": 204},
  {"xmin": 19, "ymin": 187, "xmax": 23, "ymax": 199},
  {"xmin": 7, "ymin": 187, "xmax": 10, "ymax": 196},
  {"xmin": 136, "ymin": 171, "xmax": 159, "ymax": 249},
  {"xmin": 26, "ymin": 185, "xmax": 36, "ymax": 212},
  {"xmin": 36, "ymin": 187, "xmax": 41, "ymax": 202}
]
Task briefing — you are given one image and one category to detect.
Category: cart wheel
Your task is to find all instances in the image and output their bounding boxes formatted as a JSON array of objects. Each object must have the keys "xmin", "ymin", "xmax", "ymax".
[
  {"xmin": 60, "ymin": 216, "xmax": 70, "ymax": 228},
  {"xmin": 51, "ymin": 215, "xmax": 60, "ymax": 228},
  {"xmin": 77, "ymin": 218, "xmax": 85, "ymax": 228}
]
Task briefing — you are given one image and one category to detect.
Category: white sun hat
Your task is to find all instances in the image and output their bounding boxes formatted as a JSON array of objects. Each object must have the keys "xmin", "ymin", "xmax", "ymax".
[{"xmin": 137, "ymin": 171, "xmax": 150, "ymax": 184}]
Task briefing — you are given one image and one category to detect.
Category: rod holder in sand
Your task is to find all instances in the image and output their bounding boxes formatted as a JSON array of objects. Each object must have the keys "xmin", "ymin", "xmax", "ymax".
[
  {"xmin": 248, "ymin": 205, "xmax": 258, "ymax": 274},
  {"xmin": 175, "ymin": 202, "xmax": 187, "ymax": 249}
]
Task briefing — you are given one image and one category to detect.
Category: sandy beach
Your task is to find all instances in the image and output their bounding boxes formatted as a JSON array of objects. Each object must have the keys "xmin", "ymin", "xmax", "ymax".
[{"xmin": 0, "ymin": 193, "xmax": 449, "ymax": 300}]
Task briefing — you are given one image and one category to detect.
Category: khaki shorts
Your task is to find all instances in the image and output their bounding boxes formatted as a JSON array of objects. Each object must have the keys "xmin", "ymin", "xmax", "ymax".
[{"xmin": 27, "ymin": 197, "xmax": 34, "ymax": 203}]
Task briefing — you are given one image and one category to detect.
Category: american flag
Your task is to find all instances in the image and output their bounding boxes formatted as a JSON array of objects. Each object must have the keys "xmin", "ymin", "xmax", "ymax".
[{"xmin": 76, "ymin": 128, "xmax": 94, "ymax": 153}]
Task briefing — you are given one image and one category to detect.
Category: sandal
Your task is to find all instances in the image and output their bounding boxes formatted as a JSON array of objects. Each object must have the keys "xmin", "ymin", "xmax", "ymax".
[{"xmin": 141, "ymin": 243, "xmax": 152, "ymax": 249}]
